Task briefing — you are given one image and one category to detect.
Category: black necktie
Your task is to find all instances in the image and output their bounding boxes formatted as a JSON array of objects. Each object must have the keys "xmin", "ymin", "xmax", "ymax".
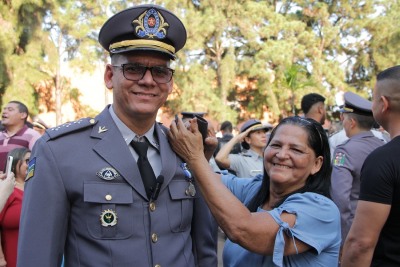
[{"xmin": 131, "ymin": 140, "xmax": 156, "ymax": 198}]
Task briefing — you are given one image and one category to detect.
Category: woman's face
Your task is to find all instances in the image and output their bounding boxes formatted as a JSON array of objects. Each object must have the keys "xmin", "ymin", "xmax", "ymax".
[
  {"xmin": 264, "ymin": 124, "xmax": 323, "ymax": 193},
  {"xmin": 17, "ymin": 152, "xmax": 31, "ymax": 179}
]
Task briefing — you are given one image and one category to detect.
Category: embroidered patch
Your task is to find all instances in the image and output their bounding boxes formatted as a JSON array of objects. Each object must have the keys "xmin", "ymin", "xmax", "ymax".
[
  {"xmin": 25, "ymin": 157, "xmax": 36, "ymax": 181},
  {"xmin": 333, "ymin": 152, "xmax": 346, "ymax": 166},
  {"xmin": 132, "ymin": 8, "xmax": 169, "ymax": 39}
]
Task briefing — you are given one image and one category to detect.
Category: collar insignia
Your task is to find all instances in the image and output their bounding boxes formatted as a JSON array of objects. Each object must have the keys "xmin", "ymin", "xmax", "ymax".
[
  {"xmin": 132, "ymin": 8, "xmax": 169, "ymax": 39},
  {"xmin": 100, "ymin": 209, "xmax": 117, "ymax": 227},
  {"xmin": 96, "ymin": 167, "xmax": 120, "ymax": 181},
  {"xmin": 98, "ymin": 126, "xmax": 108, "ymax": 133}
]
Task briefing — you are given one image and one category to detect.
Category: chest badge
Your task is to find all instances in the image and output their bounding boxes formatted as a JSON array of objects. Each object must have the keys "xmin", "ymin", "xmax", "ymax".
[
  {"xmin": 96, "ymin": 167, "xmax": 120, "ymax": 181},
  {"xmin": 100, "ymin": 209, "xmax": 118, "ymax": 227}
]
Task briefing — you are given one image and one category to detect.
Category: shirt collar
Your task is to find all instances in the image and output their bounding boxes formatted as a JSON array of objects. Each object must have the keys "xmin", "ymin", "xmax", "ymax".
[{"xmin": 108, "ymin": 105, "xmax": 159, "ymax": 150}]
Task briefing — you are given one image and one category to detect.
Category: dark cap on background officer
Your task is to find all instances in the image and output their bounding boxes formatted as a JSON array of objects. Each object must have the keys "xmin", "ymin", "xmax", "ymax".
[
  {"xmin": 340, "ymin": 91, "xmax": 373, "ymax": 116},
  {"xmin": 240, "ymin": 119, "xmax": 272, "ymax": 150},
  {"xmin": 181, "ymin": 111, "xmax": 207, "ymax": 120},
  {"xmin": 98, "ymin": 4, "xmax": 187, "ymax": 59}
]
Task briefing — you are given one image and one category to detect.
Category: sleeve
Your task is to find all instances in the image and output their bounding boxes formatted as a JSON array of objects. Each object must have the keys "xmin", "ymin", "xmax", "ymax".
[
  {"xmin": 191, "ymin": 189, "xmax": 218, "ymax": 267},
  {"xmin": 330, "ymin": 145, "xmax": 354, "ymax": 241},
  {"xmin": 17, "ymin": 138, "xmax": 69, "ymax": 267},
  {"xmin": 228, "ymin": 154, "xmax": 242, "ymax": 173},
  {"xmin": 221, "ymin": 173, "xmax": 259, "ymax": 203},
  {"xmin": 359, "ymin": 149, "xmax": 395, "ymax": 204},
  {"xmin": 28, "ymin": 129, "xmax": 42, "ymax": 151},
  {"xmin": 267, "ymin": 193, "xmax": 341, "ymax": 266}
]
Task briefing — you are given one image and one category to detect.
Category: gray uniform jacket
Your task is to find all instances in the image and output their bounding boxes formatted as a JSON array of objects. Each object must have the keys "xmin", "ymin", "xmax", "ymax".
[
  {"xmin": 330, "ymin": 131, "xmax": 384, "ymax": 243},
  {"xmin": 17, "ymin": 107, "xmax": 217, "ymax": 267}
]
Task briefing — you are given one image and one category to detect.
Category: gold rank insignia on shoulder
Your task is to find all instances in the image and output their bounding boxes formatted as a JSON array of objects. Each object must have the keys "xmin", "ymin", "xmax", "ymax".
[
  {"xmin": 100, "ymin": 209, "xmax": 117, "ymax": 227},
  {"xmin": 96, "ymin": 167, "xmax": 120, "ymax": 181}
]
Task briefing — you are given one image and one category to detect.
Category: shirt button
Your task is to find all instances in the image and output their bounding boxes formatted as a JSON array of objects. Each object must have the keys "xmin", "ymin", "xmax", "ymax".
[
  {"xmin": 149, "ymin": 202, "xmax": 156, "ymax": 211},
  {"xmin": 151, "ymin": 233, "xmax": 158, "ymax": 243},
  {"xmin": 105, "ymin": 194, "xmax": 112, "ymax": 201},
  {"xmin": 154, "ymin": 265, "xmax": 161, "ymax": 267}
]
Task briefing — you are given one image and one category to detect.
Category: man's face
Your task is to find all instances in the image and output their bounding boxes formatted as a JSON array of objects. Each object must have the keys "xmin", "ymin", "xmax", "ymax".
[
  {"xmin": 1, "ymin": 102, "xmax": 26, "ymax": 127},
  {"xmin": 104, "ymin": 51, "xmax": 173, "ymax": 123}
]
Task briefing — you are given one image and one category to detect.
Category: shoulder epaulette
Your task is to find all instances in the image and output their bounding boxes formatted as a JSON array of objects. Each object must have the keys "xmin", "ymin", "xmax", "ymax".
[{"xmin": 45, "ymin": 118, "xmax": 97, "ymax": 140}]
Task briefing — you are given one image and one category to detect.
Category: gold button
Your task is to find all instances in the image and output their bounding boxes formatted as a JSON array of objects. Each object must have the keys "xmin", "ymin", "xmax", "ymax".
[
  {"xmin": 89, "ymin": 119, "xmax": 95, "ymax": 124},
  {"xmin": 151, "ymin": 233, "xmax": 158, "ymax": 243},
  {"xmin": 155, "ymin": 265, "xmax": 161, "ymax": 267},
  {"xmin": 105, "ymin": 194, "xmax": 112, "ymax": 201},
  {"xmin": 149, "ymin": 202, "xmax": 156, "ymax": 211}
]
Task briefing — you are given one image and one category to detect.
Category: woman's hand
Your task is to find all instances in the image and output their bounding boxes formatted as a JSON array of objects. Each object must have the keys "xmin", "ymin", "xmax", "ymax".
[
  {"xmin": 168, "ymin": 116, "xmax": 206, "ymax": 163},
  {"xmin": 0, "ymin": 172, "xmax": 15, "ymax": 211}
]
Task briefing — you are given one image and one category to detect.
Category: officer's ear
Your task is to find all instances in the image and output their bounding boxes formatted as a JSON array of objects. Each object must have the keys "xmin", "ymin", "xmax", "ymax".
[{"xmin": 104, "ymin": 64, "xmax": 114, "ymax": 90}]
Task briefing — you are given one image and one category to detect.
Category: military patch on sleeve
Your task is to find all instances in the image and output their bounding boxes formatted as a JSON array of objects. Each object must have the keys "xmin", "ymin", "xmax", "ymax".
[
  {"xmin": 333, "ymin": 152, "xmax": 346, "ymax": 166},
  {"xmin": 25, "ymin": 157, "xmax": 36, "ymax": 181}
]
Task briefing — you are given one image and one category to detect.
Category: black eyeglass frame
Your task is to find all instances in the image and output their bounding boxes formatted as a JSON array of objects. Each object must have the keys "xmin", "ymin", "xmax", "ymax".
[{"xmin": 112, "ymin": 63, "xmax": 174, "ymax": 84}]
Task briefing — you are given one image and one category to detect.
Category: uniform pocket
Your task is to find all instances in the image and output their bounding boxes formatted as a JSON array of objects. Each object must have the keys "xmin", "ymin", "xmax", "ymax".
[
  {"xmin": 84, "ymin": 182, "xmax": 134, "ymax": 239},
  {"xmin": 167, "ymin": 180, "xmax": 196, "ymax": 232}
]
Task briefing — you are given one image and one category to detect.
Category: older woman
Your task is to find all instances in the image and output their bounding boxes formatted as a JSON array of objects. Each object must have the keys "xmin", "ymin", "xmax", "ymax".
[{"xmin": 168, "ymin": 116, "xmax": 340, "ymax": 267}]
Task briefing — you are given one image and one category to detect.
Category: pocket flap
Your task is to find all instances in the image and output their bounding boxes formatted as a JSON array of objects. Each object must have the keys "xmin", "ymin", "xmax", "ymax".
[{"xmin": 84, "ymin": 183, "xmax": 133, "ymax": 204}]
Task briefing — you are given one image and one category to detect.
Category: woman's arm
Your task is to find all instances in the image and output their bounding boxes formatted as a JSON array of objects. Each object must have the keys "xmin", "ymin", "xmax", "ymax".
[{"xmin": 168, "ymin": 117, "xmax": 310, "ymax": 255}]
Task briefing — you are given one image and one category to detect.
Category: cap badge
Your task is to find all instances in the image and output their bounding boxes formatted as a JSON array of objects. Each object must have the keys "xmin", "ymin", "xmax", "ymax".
[
  {"xmin": 100, "ymin": 209, "xmax": 117, "ymax": 227},
  {"xmin": 132, "ymin": 8, "xmax": 169, "ymax": 39},
  {"xmin": 96, "ymin": 167, "xmax": 120, "ymax": 181}
]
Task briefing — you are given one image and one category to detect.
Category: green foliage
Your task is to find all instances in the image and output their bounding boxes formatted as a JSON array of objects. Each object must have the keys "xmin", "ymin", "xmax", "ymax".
[{"xmin": 1, "ymin": 0, "xmax": 400, "ymax": 125}]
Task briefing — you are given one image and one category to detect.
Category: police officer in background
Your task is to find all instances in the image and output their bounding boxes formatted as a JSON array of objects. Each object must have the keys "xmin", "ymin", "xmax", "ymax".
[
  {"xmin": 18, "ymin": 4, "xmax": 217, "ymax": 267},
  {"xmin": 330, "ymin": 92, "xmax": 384, "ymax": 246},
  {"xmin": 215, "ymin": 119, "xmax": 270, "ymax": 178}
]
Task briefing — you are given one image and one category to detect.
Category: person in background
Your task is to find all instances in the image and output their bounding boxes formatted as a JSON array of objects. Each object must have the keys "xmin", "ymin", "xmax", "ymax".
[
  {"xmin": 0, "ymin": 101, "xmax": 40, "ymax": 172},
  {"xmin": 0, "ymin": 173, "xmax": 15, "ymax": 213},
  {"xmin": 214, "ymin": 121, "xmax": 241, "ymax": 156},
  {"xmin": 342, "ymin": 65, "xmax": 400, "ymax": 266},
  {"xmin": 215, "ymin": 119, "xmax": 270, "ymax": 177},
  {"xmin": 31, "ymin": 117, "xmax": 49, "ymax": 136},
  {"xmin": 330, "ymin": 92, "xmax": 384, "ymax": 248},
  {"xmin": 301, "ymin": 93, "xmax": 327, "ymax": 124},
  {"xmin": 0, "ymin": 147, "xmax": 30, "ymax": 267},
  {"xmin": 168, "ymin": 116, "xmax": 341, "ymax": 266},
  {"xmin": 17, "ymin": 4, "xmax": 216, "ymax": 267}
]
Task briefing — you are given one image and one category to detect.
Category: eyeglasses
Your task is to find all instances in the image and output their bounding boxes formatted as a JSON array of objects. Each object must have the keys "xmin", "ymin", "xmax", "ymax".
[{"xmin": 112, "ymin": 63, "xmax": 174, "ymax": 84}]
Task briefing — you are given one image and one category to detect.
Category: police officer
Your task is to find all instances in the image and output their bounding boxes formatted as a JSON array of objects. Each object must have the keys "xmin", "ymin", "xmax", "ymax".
[
  {"xmin": 215, "ymin": 119, "xmax": 271, "ymax": 178},
  {"xmin": 17, "ymin": 5, "xmax": 217, "ymax": 267},
  {"xmin": 330, "ymin": 91, "xmax": 384, "ymax": 245}
]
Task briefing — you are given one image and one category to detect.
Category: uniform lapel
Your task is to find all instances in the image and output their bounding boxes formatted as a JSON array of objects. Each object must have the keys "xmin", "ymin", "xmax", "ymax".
[
  {"xmin": 91, "ymin": 108, "xmax": 147, "ymax": 199},
  {"xmin": 155, "ymin": 124, "xmax": 178, "ymax": 191}
]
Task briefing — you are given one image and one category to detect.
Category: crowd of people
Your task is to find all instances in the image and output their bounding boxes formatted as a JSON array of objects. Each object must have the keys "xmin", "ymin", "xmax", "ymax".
[{"xmin": 0, "ymin": 3, "xmax": 399, "ymax": 267}]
